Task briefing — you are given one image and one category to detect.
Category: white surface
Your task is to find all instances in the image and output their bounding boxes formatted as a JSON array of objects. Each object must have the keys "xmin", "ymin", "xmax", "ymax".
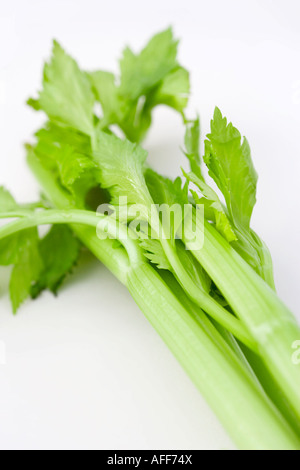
[{"xmin": 0, "ymin": 0, "xmax": 300, "ymax": 450}]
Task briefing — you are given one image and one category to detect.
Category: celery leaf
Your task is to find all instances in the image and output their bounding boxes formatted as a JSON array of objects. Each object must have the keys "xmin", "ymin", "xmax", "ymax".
[
  {"xmin": 204, "ymin": 107, "xmax": 257, "ymax": 231},
  {"xmin": 31, "ymin": 225, "xmax": 81, "ymax": 298},
  {"xmin": 29, "ymin": 41, "xmax": 95, "ymax": 136},
  {"xmin": 119, "ymin": 28, "xmax": 178, "ymax": 100},
  {"xmin": 183, "ymin": 169, "xmax": 237, "ymax": 243}
]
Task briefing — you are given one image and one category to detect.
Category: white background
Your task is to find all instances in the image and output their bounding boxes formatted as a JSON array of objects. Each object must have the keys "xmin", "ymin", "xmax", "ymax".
[{"xmin": 0, "ymin": 0, "xmax": 300, "ymax": 450}]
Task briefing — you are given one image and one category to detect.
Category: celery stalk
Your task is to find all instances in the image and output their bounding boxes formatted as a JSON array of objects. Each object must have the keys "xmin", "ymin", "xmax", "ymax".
[
  {"xmin": 26, "ymin": 147, "xmax": 300, "ymax": 450},
  {"xmin": 184, "ymin": 215, "xmax": 300, "ymax": 420}
]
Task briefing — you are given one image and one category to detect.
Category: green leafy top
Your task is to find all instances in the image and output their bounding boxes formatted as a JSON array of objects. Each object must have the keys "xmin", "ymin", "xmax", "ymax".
[
  {"xmin": 204, "ymin": 107, "xmax": 258, "ymax": 232},
  {"xmin": 150, "ymin": 66, "xmax": 190, "ymax": 113},
  {"xmin": 93, "ymin": 131, "xmax": 151, "ymax": 211},
  {"xmin": 140, "ymin": 238, "xmax": 171, "ymax": 270},
  {"xmin": 89, "ymin": 71, "xmax": 128, "ymax": 128},
  {"xmin": 185, "ymin": 107, "xmax": 274, "ymax": 286},
  {"xmin": 0, "ymin": 189, "xmax": 81, "ymax": 312},
  {"xmin": 182, "ymin": 169, "xmax": 237, "ymax": 243},
  {"xmin": 90, "ymin": 28, "xmax": 189, "ymax": 142},
  {"xmin": 33, "ymin": 123, "xmax": 100, "ymax": 207},
  {"xmin": 119, "ymin": 28, "xmax": 178, "ymax": 100},
  {"xmin": 28, "ymin": 28, "xmax": 189, "ymax": 146},
  {"xmin": 32, "ymin": 41, "xmax": 95, "ymax": 137},
  {"xmin": 145, "ymin": 168, "xmax": 188, "ymax": 209},
  {"xmin": 31, "ymin": 225, "xmax": 81, "ymax": 299}
]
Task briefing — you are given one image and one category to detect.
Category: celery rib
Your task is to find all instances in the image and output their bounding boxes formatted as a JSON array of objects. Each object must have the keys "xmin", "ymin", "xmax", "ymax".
[
  {"xmin": 26, "ymin": 146, "xmax": 300, "ymax": 450},
  {"xmin": 184, "ymin": 214, "xmax": 300, "ymax": 420}
]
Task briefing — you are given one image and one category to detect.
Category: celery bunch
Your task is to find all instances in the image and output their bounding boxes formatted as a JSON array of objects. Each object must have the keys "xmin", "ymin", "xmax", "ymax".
[{"xmin": 0, "ymin": 29, "xmax": 299, "ymax": 450}]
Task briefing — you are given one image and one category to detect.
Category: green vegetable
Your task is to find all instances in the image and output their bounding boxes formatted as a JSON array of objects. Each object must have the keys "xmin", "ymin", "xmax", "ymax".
[
  {"xmin": 1, "ymin": 29, "xmax": 300, "ymax": 450},
  {"xmin": 204, "ymin": 108, "xmax": 275, "ymax": 287}
]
